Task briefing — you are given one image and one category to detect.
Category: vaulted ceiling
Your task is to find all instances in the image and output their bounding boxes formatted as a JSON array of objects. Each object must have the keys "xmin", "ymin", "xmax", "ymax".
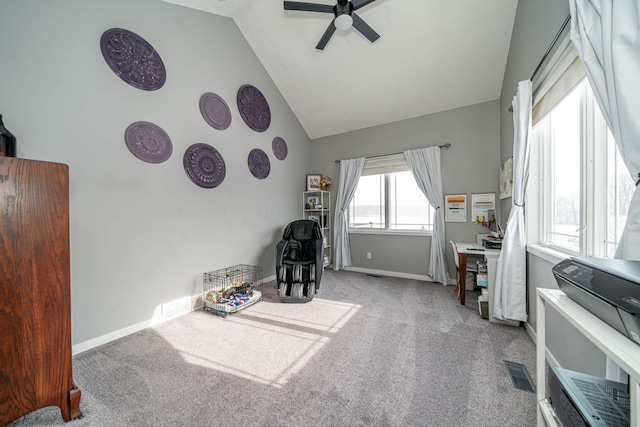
[{"xmin": 161, "ymin": 0, "xmax": 518, "ymax": 139}]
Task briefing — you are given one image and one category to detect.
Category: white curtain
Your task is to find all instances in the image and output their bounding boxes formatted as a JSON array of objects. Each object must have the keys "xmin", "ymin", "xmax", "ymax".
[
  {"xmin": 404, "ymin": 147, "xmax": 450, "ymax": 285},
  {"xmin": 493, "ymin": 80, "xmax": 532, "ymax": 322},
  {"xmin": 569, "ymin": 0, "xmax": 640, "ymax": 260},
  {"xmin": 333, "ymin": 158, "xmax": 365, "ymax": 270}
]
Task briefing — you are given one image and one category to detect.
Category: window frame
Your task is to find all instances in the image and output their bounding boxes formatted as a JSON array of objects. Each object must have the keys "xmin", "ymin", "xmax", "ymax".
[
  {"xmin": 347, "ymin": 167, "xmax": 434, "ymax": 237},
  {"xmin": 528, "ymin": 52, "xmax": 633, "ymax": 259}
]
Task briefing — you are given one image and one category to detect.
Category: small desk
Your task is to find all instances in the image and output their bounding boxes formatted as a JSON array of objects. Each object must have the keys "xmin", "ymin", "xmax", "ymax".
[{"xmin": 455, "ymin": 242, "xmax": 500, "ymax": 305}]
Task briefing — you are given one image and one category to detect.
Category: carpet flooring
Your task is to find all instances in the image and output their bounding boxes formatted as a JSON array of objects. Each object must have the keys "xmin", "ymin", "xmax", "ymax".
[{"xmin": 9, "ymin": 270, "xmax": 538, "ymax": 427}]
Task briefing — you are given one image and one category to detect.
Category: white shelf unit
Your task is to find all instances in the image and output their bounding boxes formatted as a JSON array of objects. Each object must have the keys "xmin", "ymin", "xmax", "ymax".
[
  {"xmin": 302, "ymin": 190, "xmax": 331, "ymax": 267},
  {"xmin": 536, "ymin": 288, "xmax": 640, "ymax": 427}
]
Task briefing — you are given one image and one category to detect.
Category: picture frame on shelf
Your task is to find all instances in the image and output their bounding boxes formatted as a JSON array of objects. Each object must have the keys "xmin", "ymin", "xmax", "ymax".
[
  {"xmin": 306, "ymin": 174, "xmax": 321, "ymax": 191},
  {"xmin": 306, "ymin": 196, "xmax": 319, "ymax": 208}
]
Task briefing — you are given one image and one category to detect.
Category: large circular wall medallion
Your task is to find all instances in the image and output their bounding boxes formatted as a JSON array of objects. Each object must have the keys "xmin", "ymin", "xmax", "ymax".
[
  {"xmin": 100, "ymin": 28, "xmax": 166, "ymax": 91},
  {"xmin": 183, "ymin": 143, "xmax": 226, "ymax": 188},
  {"xmin": 248, "ymin": 148, "xmax": 270, "ymax": 179},
  {"xmin": 199, "ymin": 92, "xmax": 231, "ymax": 130},
  {"xmin": 272, "ymin": 136, "xmax": 288, "ymax": 160},
  {"xmin": 124, "ymin": 121, "xmax": 173, "ymax": 163},
  {"xmin": 237, "ymin": 84, "xmax": 271, "ymax": 132}
]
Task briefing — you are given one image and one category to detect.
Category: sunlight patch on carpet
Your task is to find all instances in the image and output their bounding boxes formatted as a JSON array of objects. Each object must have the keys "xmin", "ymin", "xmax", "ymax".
[
  {"xmin": 246, "ymin": 297, "xmax": 361, "ymax": 333},
  {"xmin": 156, "ymin": 298, "xmax": 360, "ymax": 388}
]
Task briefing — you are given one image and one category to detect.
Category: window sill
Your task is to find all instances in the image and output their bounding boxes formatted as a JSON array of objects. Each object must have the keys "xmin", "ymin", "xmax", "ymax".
[
  {"xmin": 526, "ymin": 244, "xmax": 570, "ymax": 265},
  {"xmin": 348, "ymin": 229, "xmax": 432, "ymax": 237}
]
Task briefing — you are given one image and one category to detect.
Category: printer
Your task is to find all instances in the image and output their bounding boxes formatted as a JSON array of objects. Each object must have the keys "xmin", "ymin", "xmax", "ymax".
[{"xmin": 552, "ymin": 257, "xmax": 640, "ymax": 345}]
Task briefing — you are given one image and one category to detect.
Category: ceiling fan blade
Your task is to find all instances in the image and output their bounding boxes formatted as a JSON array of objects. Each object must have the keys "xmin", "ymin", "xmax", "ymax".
[
  {"xmin": 352, "ymin": 12, "xmax": 380, "ymax": 43},
  {"xmin": 316, "ymin": 19, "xmax": 337, "ymax": 50},
  {"xmin": 284, "ymin": 1, "xmax": 334, "ymax": 13},
  {"xmin": 351, "ymin": 0, "xmax": 377, "ymax": 10}
]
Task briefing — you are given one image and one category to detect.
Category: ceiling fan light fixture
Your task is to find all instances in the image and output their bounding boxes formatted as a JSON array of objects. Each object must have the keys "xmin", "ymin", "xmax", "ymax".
[
  {"xmin": 284, "ymin": 0, "xmax": 380, "ymax": 49},
  {"xmin": 334, "ymin": 14, "xmax": 353, "ymax": 31}
]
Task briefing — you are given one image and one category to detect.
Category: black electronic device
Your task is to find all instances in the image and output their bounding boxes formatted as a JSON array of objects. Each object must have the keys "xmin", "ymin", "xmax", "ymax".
[
  {"xmin": 487, "ymin": 209, "xmax": 500, "ymax": 238},
  {"xmin": 482, "ymin": 238, "xmax": 502, "ymax": 249},
  {"xmin": 552, "ymin": 257, "xmax": 640, "ymax": 345},
  {"xmin": 549, "ymin": 367, "xmax": 629, "ymax": 427}
]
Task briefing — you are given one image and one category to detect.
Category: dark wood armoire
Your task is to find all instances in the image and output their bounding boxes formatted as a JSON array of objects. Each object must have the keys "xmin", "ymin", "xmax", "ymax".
[{"xmin": 0, "ymin": 156, "xmax": 82, "ymax": 424}]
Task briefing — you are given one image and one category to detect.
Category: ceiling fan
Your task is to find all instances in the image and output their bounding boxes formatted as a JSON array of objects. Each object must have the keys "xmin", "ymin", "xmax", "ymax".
[{"xmin": 283, "ymin": 0, "xmax": 380, "ymax": 50}]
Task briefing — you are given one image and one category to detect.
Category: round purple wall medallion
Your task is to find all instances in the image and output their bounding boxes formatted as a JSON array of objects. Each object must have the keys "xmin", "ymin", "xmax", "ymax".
[
  {"xmin": 237, "ymin": 84, "xmax": 271, "ymax": 132},
  {"xmin": 248, "ymin": 148, "xmax": 270, "ymax": 179},
  {"xmin": 100, "ymin": 28, "xmax": 166, "ymax": 91},
  {"xmin": 199, "ymin": 92, "xmax": 231, "ymax": 130},
  {"xmin": 272, "ymin": 136, "xmax": 288, "ymax": 160},
  {"xmin": 124, "ymin": 121, "xmax": 173, "ymax": 163},
  {"xmin": 183, "ymin": 143, "xmax": 226, "ymax": 188}
]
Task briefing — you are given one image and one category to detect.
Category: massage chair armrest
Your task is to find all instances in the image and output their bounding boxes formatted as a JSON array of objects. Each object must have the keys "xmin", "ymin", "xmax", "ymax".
[{"xmin": 276, "ymin": 240, "xmax": 289, "ymax": 268}]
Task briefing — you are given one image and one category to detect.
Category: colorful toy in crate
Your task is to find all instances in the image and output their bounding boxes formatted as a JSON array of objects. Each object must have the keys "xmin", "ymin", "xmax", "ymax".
[
  {"xmin": 217, "ymin": 293, "xmax": 250, "ymax": 306},
  {"xmin": 205, "ymin": 280, "xmax": 253, "ymax": 303}
]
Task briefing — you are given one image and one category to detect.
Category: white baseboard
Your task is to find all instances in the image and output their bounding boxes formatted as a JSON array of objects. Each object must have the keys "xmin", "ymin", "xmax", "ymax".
[
  {"xmin": 73, "ymin": 274, "xmax": 277, "ymax": 355},
  {"xmin": 73, "ymin": 318, "xmax": 156, "ymax": 355},
  {"xmin": 343, "ymin": 266, "xmax": 433, "ymax": 282}
]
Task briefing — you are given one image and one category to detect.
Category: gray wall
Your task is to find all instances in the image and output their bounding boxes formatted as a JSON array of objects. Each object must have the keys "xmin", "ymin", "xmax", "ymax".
[
  {"xmin": 499, "ymin": 0, "xmax": 570, "ymax": 220},
  {"xmin": 311, "ymin": 100, "xmax": 501, "ymax": 281},
  {"xmin": 0, "ymin": 0, "xmax": 311, "ymax": 347},
  {"xmin": 500, "ymin": 1, "xmax": 606, "ymax": 376}
]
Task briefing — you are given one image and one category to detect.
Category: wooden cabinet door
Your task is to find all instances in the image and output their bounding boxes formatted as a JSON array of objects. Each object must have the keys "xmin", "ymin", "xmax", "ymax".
[{"xmin": 0, "ymin": 157, "xmax": 81, "ymax": 424}]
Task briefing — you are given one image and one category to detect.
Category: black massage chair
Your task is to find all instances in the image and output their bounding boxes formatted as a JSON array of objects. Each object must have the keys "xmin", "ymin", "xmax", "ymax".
[{"xmin": 275, "ymin": 219, "xmax": 324, "ymax": 302}]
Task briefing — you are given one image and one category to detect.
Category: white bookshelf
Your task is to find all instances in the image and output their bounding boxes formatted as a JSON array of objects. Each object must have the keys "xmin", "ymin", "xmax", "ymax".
[
  {"xmin": 536, "ymin": 288, "xmax": 640, "ymax": 426},
  {"xmin": 302, "ymin": 190, "xmax": 331, "ymax": 267}
]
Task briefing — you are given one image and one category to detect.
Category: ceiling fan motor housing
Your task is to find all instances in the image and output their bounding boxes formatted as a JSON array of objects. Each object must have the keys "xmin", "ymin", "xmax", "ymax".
[
  {"xmin": 283, "ymin": 0, "xmax": 380, "ymax": 50},
  {"xmin": 335, "ymin": 0, "xmax": 352, "ymax": 17}
]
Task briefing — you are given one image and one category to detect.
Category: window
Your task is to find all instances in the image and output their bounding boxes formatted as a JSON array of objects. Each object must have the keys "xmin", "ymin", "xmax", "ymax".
[
  {"xmin": 348, "ymin": 168, "xmax": 434, "ymax": 233},
  {"xmin": 350, "ymin": 174, "xmax": 384, "ymax": 229},
  {"xmin": 605, "ymin": 128, "xmax": 634, "ymax": 257},
  {"xmin": 532, "ymin": 77, "xmax": 634, "ymax": 257}
]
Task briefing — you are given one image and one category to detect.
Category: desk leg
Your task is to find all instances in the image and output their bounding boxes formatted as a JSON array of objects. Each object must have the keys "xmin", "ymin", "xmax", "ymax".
[{"xmin": 459, "ymin": 253, "xmax": 467, "ymax": 305}]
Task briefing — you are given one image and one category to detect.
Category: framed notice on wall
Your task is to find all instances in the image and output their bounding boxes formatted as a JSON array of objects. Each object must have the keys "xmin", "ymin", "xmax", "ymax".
[{"xmin": 445, "ymin": 194, "xmax": 467, "ymax": 222}]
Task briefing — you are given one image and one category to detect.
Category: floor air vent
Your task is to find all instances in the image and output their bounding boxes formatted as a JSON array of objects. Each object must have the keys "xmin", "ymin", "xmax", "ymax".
[{"xmin": 504, "ymin": 361, "xmax": 536, "ymax": 393}]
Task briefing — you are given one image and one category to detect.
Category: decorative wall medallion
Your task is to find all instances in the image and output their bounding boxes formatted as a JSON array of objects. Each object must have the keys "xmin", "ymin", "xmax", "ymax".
[
  {"xmin": 272, "ymin": 136, "xmax": 288, "ymax": 160},
  {"xmin": 248, "ymin": 148, "xmax": 270, "ymax": 179},
  {"xmin": 183, "ymin": 143, "xmax": 226, "ymax": 188},
  {"xmin": 237, "ymin": 84, "xmax": 271, "ymax": 132},
  {"xmin": 100, "ymin": 28, "xmax": 166, "ymax": 91},
  {"xmin": 124, "ymin": 121, "xmax": 172, "ymax": 163},
  {"xmin": 199, "ymin": 92, "xmax": 231, "ymax": 130}
]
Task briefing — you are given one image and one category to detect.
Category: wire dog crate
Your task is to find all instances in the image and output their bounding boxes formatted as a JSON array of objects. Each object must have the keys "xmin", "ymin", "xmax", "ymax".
[{"xmin": 203, "ymin": 264, "xmax": 263, "ymax": 317}]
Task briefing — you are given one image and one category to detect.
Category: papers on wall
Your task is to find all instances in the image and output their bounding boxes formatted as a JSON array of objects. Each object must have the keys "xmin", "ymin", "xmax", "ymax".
[
  {"xmin": 471, "ymin": 193, "xmax": 496, "ymax": 223},
  {"xmin": 445, "ymin": 194, "xmax": 466, "ymax": 222}
]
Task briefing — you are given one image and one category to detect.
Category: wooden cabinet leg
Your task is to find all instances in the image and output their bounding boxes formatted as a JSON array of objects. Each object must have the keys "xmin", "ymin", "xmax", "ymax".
[{"xmin": 60, "ymin": 385, "xmax": 83, "ymax": 422}]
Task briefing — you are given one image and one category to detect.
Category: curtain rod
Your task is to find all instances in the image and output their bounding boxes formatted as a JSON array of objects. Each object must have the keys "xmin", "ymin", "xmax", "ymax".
[
  {"xmin": 530, "ymin": 14, "xmax": 571, "ymax": 82},
  {"xmin": 334, "ymin": 143, "xmax": 451, "ymax": 163},
  {"xmin": 508, "ymin": 14, "xmax": 571, "ymax": 113}
]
